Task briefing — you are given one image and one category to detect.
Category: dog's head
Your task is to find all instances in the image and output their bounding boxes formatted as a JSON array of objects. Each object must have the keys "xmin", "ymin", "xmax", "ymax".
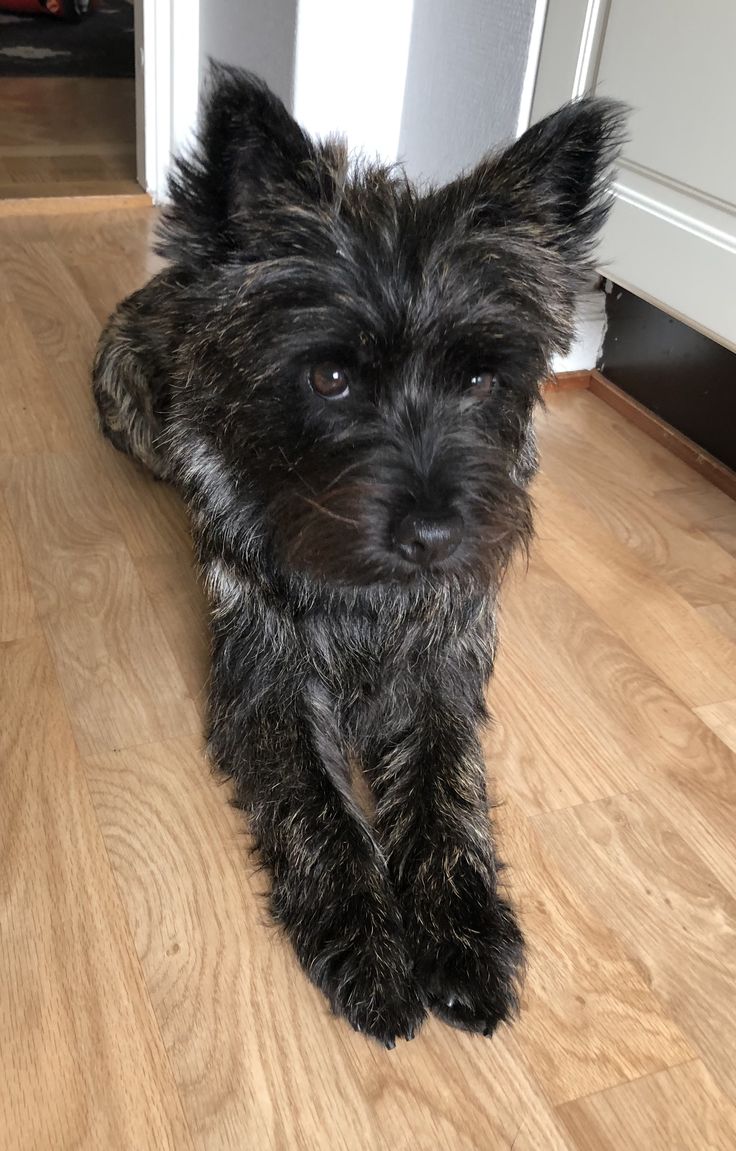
[{"xmin": 161, "ymin": 67, "xmax": 625, "ymax": 589}]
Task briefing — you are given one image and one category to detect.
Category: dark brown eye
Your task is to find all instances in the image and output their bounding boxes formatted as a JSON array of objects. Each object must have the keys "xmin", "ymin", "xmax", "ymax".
[
  {"xmin": 468, "ymin": 371, "xmax": 497, "ymax": 398},
  {"xmin": 309, "ymin": 363, "xmax": 351, "ymax": 399}
]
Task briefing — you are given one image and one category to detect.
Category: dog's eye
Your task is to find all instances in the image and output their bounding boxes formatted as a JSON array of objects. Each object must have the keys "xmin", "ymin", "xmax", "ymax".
[
  {"xmin": 468, "ymin": 371, "xmax": 498, "ymax": 398},
  {"xmin": 309, "ymin": 363, "xmax": 351, "ymax": 399}
]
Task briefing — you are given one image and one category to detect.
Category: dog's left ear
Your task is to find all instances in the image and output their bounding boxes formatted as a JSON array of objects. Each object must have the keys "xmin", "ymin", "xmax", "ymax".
[
  {"xmin": 156, "ymin": 63, "xmax": 339, "ymax": 267},
  {"xmin": 449, "ymin": 97, "xmax": 627, "ymax": 263}
]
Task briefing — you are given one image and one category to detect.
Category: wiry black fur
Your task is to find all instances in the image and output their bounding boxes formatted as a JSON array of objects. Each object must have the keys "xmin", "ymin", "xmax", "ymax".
[{"xmin": 92, "ymin": 63, "xmax": 625, "ymax": 1045}]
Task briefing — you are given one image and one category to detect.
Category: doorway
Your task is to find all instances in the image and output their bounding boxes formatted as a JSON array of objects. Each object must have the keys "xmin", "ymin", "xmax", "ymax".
[{"xmin": 0, "ymin": 0, "xmax": 141, "ymax": 200}]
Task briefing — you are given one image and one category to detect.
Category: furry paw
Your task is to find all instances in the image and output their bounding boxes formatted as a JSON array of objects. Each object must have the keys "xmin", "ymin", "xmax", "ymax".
[
  {"xmin": 310, "ymin": 929, "xmax": 427, "ymax": 1047},
  {"xmin": 411, "ymin": 866, "xmax": 525, "ymax": 1037},
  {"xmin": 421, "ymin": 923, "xmax": 523, "ymax": 1036}
]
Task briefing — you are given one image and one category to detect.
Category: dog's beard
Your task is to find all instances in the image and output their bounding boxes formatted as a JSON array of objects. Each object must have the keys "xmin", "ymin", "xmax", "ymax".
[{"xmin": 263, "ymin": 439, "xmax": 534, "ymax": 589}]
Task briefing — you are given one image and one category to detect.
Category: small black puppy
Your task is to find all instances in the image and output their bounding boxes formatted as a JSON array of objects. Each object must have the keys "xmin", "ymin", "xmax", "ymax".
[{"xmin": 93, "ymin": 64, "xmax": 624, "ymax": 1046}]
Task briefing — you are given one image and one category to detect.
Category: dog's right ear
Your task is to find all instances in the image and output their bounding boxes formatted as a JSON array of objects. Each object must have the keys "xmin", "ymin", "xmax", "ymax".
[
  {"xmin": 435, "ymin": 97, "xmax": 626, "ymax": 274},
  {"xmin": 156, "ymin": 63, "xmax": 333, "ymax": 267}
]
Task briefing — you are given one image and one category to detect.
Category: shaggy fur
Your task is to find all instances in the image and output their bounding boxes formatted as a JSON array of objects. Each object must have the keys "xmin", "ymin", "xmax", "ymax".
[{"xmin": 92, "ymin": 64, "xmax": 625, "ymax": 1046}]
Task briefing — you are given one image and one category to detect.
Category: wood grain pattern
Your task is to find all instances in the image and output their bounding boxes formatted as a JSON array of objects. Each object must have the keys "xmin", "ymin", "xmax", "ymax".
[
  {"xmin": 657, "ymin": 482, "xmax": 736, "ymax": 532},
  {"xmin": 2, "ymin": 241, "xmax": 102, "ymax": 364},
  {"xmin": 557, "ymin": 1060, "xmax": 736, "ymax": 1151},
  {"xmin": 694, "ymin": 699, "xmax": 736, "ymax": 756},
  {"xmin": 534, "ymin": 794, "xmax": 736, "ymax": 1104},
  {"xmin": 538, "ymin": 391, "xmax": 736, "ymax": 609},
  {"xmin": 496, "ymin": 802, "xmax": 693, "ymax": 1105},
  {"xmin": 0, "ymin": 287, "xmax": 78, "ymax": 456},
  {"xmin": 489, "ymin": 561, "xmax": 647, "ymax": 814},
  {"xmin": 541, "ymin": 385, "xmax": 708, "ymax": 494},
  {"xmin": 0, "ymin": 495, "xmax": 37, "ymax": 642},
  {"xmin": 0, "ymin": 636, "xmax": 194, "ymax": 1151},
  {"xmin": 2, "ymin": 205, "xmax": 736, "ymax": 1148},
  {"xmin": 0, "ymin": 76, "xmax": 142, "ymax": 201},
  {"xmin": 3, "ymin": 453, "xmax": 200, "ymax": 754},
  {"xmin": 588, "ymin": 369, "xmax": 736, "ymax": 502},
  {"xmin": 698, "ymin": 602, "xmax": 736, "ymax": 644},
  {"xmin": 83, "ymin": 738, "xmax": 575, "ymax": 1151},
  {"xmin": 0, "ymin": 192, "xmax": 150, "ymax": 216},
  {"xmin": 489, "ymin": 556, "xmax": 736, "ymax": 899},
  {"xmin": 134, "ymin": 552, "xmax": 210, "ymax": 709},
  {"xmin": 536, "ymin": 478, "xmax": 736, "ymax": 709}
]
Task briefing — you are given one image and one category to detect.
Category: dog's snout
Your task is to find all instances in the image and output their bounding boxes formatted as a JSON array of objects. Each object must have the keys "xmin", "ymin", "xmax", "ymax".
[{"xmin": 394, "ymin": 512, "xmax": 463, "ymax": 567}]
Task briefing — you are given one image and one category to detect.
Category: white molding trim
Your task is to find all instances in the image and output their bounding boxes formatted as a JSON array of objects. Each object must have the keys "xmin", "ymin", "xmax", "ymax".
[
  {"xmin": 516, "ymin": 0, "xmax": 549, "ymax": 135},
  {"xmin": 614, "ymin": 182, "xmax": 736, "ymax": 257},
  {"xmin": 141, "ymin": 0, "xmax": 200, "ymax": 202},
  {"xmin": 621, "ymin": 157, "xmax": 736, "ymax": 217},
  {"xmin": 143, "ymin": 0, "xmax": 172, "ymax": 200},
  {"xmin": 572, "ymin": 0, "xmax": 608, "ymax": 97}
]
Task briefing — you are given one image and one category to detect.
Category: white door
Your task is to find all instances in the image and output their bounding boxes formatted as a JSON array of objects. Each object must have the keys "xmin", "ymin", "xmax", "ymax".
[{"xmin": 532, "ymin": 0, "xmax": 736, "ymax": 352}]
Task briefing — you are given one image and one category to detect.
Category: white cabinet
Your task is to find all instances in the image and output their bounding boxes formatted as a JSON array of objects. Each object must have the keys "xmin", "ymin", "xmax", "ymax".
[{"xmin": 532, "ymin": 0, "xmax": 736, "ymax": 351}]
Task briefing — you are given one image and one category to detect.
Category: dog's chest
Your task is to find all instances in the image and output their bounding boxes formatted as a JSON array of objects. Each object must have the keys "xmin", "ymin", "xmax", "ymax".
[{"xmin": 301, "ymin": 590, "xmax": 497, "ymax": 703}]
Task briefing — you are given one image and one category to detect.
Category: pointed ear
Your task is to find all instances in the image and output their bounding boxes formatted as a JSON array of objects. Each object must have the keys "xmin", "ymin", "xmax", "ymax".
[
  {"xmin": 456, "ymin": 97, "xmax": 627, "ymax": 260},
  {"xmin": 156, "ymin": 62, "xmax": 339, "ymax": 266}
]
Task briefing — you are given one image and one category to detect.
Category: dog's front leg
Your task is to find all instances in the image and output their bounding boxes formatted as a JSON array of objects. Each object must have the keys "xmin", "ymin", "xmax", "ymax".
[
  {"xmin": 366, "ymin": 678, "xmax": 524, "ymax": 1037},
  {"xmin": 207, "ymin": 645, "xmax": 426, "ymax": 1046}
]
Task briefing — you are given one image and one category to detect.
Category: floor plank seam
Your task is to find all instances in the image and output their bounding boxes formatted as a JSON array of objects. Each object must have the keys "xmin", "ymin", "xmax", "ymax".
[{"xmin": 553, "ymin": 1055, "xmax": 700, "ymax": 1112}]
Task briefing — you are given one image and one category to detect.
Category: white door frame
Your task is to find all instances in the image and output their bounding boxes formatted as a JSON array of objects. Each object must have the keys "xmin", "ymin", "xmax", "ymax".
[
  {"xmin": 515, "ymin": 0, "xmax": 549, "ymax": 136},
  {"xmin": 135, "ymin": 0, "xmax": 201, "ymax": 202},
  {"xmin": 530, "ymin": 0, "xmax": 611, "ymax": 120}
]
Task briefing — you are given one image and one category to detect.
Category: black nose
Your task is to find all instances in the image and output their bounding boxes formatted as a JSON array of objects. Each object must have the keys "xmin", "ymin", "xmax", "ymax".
[{"xmin": 394, "ymin": 512, "xmax": 464, "ymax": 566}]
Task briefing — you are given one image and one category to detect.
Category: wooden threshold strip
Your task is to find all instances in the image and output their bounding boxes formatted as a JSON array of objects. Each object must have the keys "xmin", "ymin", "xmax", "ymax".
[{"xmin": 0, "ymin": 192, "xmax": 152, "ymax": 218}]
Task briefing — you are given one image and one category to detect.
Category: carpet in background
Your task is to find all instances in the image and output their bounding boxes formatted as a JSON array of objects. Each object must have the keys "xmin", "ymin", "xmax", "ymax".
[{"xmin": 0, "ymin": 1, "xmax": 134, "ymax": 77}]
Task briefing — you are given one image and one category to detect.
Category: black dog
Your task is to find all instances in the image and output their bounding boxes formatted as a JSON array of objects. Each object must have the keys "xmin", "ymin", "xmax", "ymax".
[{"xmin": 93, "ymin": 64, "xmax": 624, "ymax": 1046}]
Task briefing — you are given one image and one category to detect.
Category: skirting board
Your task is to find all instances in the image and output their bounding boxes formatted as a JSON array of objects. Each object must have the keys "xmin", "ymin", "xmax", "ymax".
[
  {"xmin": 545, "ymin": 369, "xmax": 736, "ymax": 500},
  {"xmin": 545, "ymin": 370, "xmax": 592, "ymax": 392}
]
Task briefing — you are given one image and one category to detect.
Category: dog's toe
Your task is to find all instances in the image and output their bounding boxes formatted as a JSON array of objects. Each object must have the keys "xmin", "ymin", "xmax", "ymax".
[{"xmin": 428, "ymin": 991, "xmax": 511, "ymax": 1036}]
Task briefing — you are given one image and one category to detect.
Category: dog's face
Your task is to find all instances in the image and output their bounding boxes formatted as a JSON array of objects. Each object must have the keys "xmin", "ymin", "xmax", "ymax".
[
  {"xmin": 215, "ymin": 188, "xmax": 545, "ymax": 588},
  {"xmin": 163, "ymin": 73, "xmax": 623, "ymax": 589}
]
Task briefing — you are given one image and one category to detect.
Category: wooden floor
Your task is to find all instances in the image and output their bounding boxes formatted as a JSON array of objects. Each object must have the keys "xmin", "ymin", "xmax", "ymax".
[
  {"xmin": 2, "ymin": 208, "xmax": 736, "ymax": 1151},
  {"xmin": 0, "ymin": 77, "xmax": 140, "ymax": 200}
]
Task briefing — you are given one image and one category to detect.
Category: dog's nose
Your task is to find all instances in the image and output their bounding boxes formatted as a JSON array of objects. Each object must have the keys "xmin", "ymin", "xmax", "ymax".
[{"xmin": 394, "ymin": 512, "xmax": 463, "ymax": 566}]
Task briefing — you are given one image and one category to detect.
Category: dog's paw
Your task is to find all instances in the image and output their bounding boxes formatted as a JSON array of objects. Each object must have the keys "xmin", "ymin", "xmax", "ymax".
[
  {"xmin": 335, "ymin": 960, "xmax": 427, "ymax": 1048},
  {"xmin": 422, "ymin": 929, "xmax": 522, "ymax": 1036},
  {"xmin": 301, "ymin": 911, "xmax": 428, "ymax": 1049},
  {"xmin": 413, "ymin": 879, "xmax": 525, "ymax": 1037},
  {"xmin": 312, "ymin": 933, "xmax": 427, "ymax": 1047}
]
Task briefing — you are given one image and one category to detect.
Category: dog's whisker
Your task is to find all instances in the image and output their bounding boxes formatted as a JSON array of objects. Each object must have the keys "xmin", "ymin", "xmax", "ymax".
[
  {"xmin": 323, "ymin": 459, "xmax": 364, "ymax": 491},
  {"xmin": 296, "ymin": 494, "xmax": 361, "ymax": 528}
]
